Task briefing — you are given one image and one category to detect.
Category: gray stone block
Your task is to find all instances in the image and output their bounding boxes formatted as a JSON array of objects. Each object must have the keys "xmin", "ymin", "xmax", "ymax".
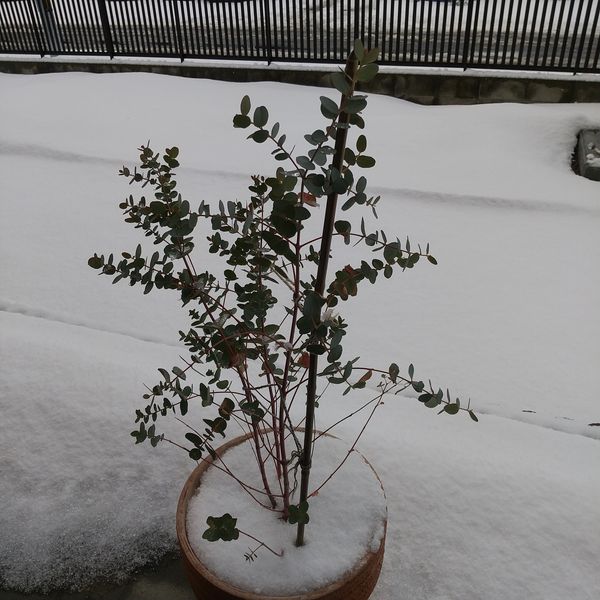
[
  {"xmin": 479, "ymin": 78, "xmax": 527, "ymax": 103},
  {"xmin": 574, "ymin": 83, "xmax": 600, "ymax": 103},
  {"xmin": 577, "ymin": 130, "xmax": 600, "ymax": 182},
  {"xmin": 525, "ymin": 81, "xmax": 569, "ymax": 103}
]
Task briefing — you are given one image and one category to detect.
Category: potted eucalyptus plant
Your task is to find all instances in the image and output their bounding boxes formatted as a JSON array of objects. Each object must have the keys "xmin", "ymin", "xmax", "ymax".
[{"xmin": 88, "ymin": 43, "xmax": 476, "ymax": 600}]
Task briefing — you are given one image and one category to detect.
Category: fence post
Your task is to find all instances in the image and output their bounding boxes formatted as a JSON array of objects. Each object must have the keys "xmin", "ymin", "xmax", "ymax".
[
  {"xmin": 260, "ymin": 0, "xmax": 273, "ymax": 65},
  {"xmin": 353, "ymin": 0, "xmax": 360, "ymax": 44},
  {"xmin": 97, "ymin": 0, "xmax": 114, "ymax": 58},
  {"xmin": 171, "ymin": 1, "xmax": 185, "ymax": 62},
  {"xmin": 462, "ymin": 0, "xmax": 475, "ymax": 70}
]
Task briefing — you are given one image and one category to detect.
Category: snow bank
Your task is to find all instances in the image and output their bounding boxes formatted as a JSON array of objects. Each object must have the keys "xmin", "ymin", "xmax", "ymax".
[
  {"xmin": 0, "ymin": 312, "xmax": 189, "ymax": 591},
  {"xmin": 0, "ymin": 72, "xmax": 599, "ymax": 597}
]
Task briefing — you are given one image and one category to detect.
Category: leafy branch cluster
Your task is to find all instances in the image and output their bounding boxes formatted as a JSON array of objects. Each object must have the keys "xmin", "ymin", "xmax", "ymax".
[{"xmin": 89, "ymin": 41, "xmax": 476, "ymax": 556}]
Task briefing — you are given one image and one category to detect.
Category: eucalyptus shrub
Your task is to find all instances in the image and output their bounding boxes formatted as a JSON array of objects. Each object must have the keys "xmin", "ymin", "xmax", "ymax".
[{"xmin": 89, "ymin": 42, "xmax": 476, "ymax": 558}]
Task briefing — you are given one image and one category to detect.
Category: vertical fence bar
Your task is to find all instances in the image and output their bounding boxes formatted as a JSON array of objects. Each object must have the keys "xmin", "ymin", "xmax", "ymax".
[
  {"xmin": 35, "ymin": 0, "xmax": 64, "ymax": 54},
  {"xmin": 566, "ymin": 0, "xmax": 586, "ymax": 70},
  {"xmin": 574, "ymin": 0, "xmax": 593, "ymax": 72},
  {"xmin": 318, "ymin": 0, "xmax": 323, "ymax": 60},
  {"xmin": 593, "ymin": 8, "xmax": 600, "ymax": 71},
  {"xmin": 454, "ymin": 0, "xmax": 466, "ymax": 64},
  {"xmin": 541, "ymin": 0, "xmax": 558, "ymax": 68},
  {"xmin": 97, "ymin": 0, "xmax": 114, "ymax": 57},
  {"xmin": 261, "ymin": 0, "xmax": 273, "ymax": 64},
  {"xmin": 558, "ymin": 0, "xmax": 577, "ymax": 68},
  {"xmin": 549, "ymin": 0, "xmax": 566, "ymax": 66},
  {"xmin": 533, "ymin": 0, "xmax": 548, "ymax": 66},
  {"xmin": 439, "ymin": 0, "xmax": 448, "ymax": 65},
  {"xmin": 7, "ymin": 1, "xmax": 24, "ymax": 52},
  {"xmin": 493, "ymin": 0, "xmax": 506, "ymax": 66},
  {"xmin": 431, "ymin": 0, "xmax": 440, "ymax": 63},
  {"xmin": 171, "ymin": 0, "xmax": 184, "ymax": 60},
  {"xmin": 24, "ymin": 0, "xmax": 45, "ymax": 56},
  {"xmin": 583, "ymin": 0, "xmax": 600, "ymax": 70},
  {"xmin": 462, "ymin": 0, "xmax": 475, "ymax": 68},
  {"xmin": 11, "ymin": 0, "xmax": 29, "ymax": 52},
  {"xmin": 51, "ymin": 0, "xmax": 72, "ymax": 53},
  {"xmin": 525, "ymin": 0, "xmax": 541, "ymax": 66},
  {"xmin": 137, "ymin": 0, "xmax": 151, "ymax": 55},
  {"xmin": 470, "ymin": 0, "xmax": 481, "ymax": 64},
  {"xmin": 112, "ymin": 0, "xmax": 125, "ymax": 54},
  {"xmin": 62, "ymin": 0, "xmax": 79, "ymax": 52},
  {"xmin": 125, "ymin": 1, "xmax": 141, "ymax": 55}
]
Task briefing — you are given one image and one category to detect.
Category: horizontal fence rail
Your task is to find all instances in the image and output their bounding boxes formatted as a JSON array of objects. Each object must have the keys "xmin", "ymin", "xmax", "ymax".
[{"xmin": 1, "ymin": 0, "xmax": 599, "ymax": 73}]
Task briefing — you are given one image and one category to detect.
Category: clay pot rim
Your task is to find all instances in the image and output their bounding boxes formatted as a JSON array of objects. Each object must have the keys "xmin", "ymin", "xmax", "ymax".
[{"xmin": 176, "ymin": 430, "xmax": 387, "ymax": 600}]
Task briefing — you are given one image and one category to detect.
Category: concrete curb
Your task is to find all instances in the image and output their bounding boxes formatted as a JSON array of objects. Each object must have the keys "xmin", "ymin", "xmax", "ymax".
[{"xmin": 1, "ymin": 58, "xmax": 600, "ymax": 105}]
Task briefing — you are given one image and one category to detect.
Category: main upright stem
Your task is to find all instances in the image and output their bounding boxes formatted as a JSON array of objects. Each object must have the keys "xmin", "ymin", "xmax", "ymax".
[{"xmin": 295, "ymin": 52, "xmax": 358, "ymax": 547}]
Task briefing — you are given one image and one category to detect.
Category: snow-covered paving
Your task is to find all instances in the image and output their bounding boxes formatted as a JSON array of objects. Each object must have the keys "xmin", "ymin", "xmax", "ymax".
[{"xmin": 0, "ymin": 72, "xmax": 599, "ymax": 598}]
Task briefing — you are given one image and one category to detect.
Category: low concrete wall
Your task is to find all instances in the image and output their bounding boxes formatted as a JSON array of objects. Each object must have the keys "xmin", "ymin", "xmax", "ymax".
[{"xmin": 1, "ymin": 58, "xmax": 599, "ymax": 105}]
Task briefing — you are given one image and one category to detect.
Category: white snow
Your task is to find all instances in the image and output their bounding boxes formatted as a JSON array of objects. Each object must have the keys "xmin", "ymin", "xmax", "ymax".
[
  {"xmin": 187, "ymin": 435, "xmax": 387, "ymax": 595},
  {"xmin": 0, "ymin": 71, "xmax": 599, "ymax": 598}
]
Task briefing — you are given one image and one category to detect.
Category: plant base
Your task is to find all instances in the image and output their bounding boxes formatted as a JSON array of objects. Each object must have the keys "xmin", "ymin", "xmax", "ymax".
[{"xmin": 176, "ymin": 432, "xmax": 387, "ymax": 600}]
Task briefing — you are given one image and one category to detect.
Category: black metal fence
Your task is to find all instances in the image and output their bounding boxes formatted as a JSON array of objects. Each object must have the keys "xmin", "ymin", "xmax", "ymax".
[{"xmin": 1, "ymin": 0, "xmax": 599, "ymax": 73}]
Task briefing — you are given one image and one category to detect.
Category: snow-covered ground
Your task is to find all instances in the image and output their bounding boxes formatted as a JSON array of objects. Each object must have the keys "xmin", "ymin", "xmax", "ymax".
[{"xmin": 0, "ymin": 72, "xmax": 599, "ymax": 598}]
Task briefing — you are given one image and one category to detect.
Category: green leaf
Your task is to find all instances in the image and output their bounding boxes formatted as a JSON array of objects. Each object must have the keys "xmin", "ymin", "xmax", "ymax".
[
  {"xmin": 383, "ymin": 243, "xmax": 398, "ymax": 264},
  {"xmin": 412, "ymin": 380, "xmax": 425, "ymax": 393},
  {"xmin": 320, "ymin": 96, "xmax": 338, "ymax": 119},
  {"xmin": 408, "ymin": 363, "xmax": 415, "ymax": 379},
  {"xmin": 334, "ymin": 220, "xmax": 351, "ymax": 235},
  {"xmin": 219, "ymin": 398, "xmax": 235, "ymax": 419},
  {"xmin": 345, "ymin": 96, "xmax": 367, "ymax": 115},
  {"xmin": 357, "ymin": 155, "xmax": 376, "ymax": 168},
  {"xmin": 328, "ymin": 345, "xmax": 343, "ymax": 362},
  {"xmin": 303, "ymin": 290, "xmax": 325, "ymax": 324},
  {"xmin": 428, "ymin": 255, "xmax": 438, "ymax": 265},
  {"xmin": 185, "ymin": 432, "xmax": 203, "ymax": 447},
  {"xmin": 88, "ymin": 255, "xmax": 103, "ymax": 269},
  {"xmin": 180, "ymin": 398, "xmax": 188, "ymax": 416},
  {"xmin": 357, "ymin": 63, "xmax": 379, "ymax": 82},
  {"xmin": 211, "ymin": 417, "xmax": 227, "ymax": 435},
  {"xmin": 233, "ymin": 114, "xmax": 251, "ymax": 128},
  {"xmin": 354, "ymin": 39, "xmax": 366, "ymax": 61},
  {"xmin": 297, "ymin": 155, "xmax": 315, "ymax": 171},
  {"xmin": 203, "ymin": 514, "xmax": 240, "ymax": 542},
  {"xmin": 444, "ymin": 403, "xmax": 460, "ymax": 415},
  {"xmin": 189, "ymin": 448, "xmax": 202, "ymax": 460},
  {"xmin": 330, "ymin": 70, "xmax": 351, "ymax": 95},
  {"xmin": 240, "ymin": 95, "xmax": 251, "ymax": 116},
  {"xmin": 356, "ymin": 135, "xmax": 367, "ymax": 153},
  {"xmin": 425, "ymin": 396, "xmax": 441, "ymax": 408},
  {"xmin": 469, "ymin": 410, "xmax": 479, "ymax": 422},
  {"xmin": 253, "ymin": 106, "xmax": 269, "ymax": 128},
  {"xmin": 288, "ymin": 501, "xmax": 309, "ymax": 525},
  {"xmin": 363, "ymin": 47, "xmax": 380, "ymax": 64},
  {"xmin": 250, "ymin": 129, "xmax": 269, "ymax": 144},
  {"xmin": 172, "ymin": 366, "xmax": 186, "ymax": 380}
]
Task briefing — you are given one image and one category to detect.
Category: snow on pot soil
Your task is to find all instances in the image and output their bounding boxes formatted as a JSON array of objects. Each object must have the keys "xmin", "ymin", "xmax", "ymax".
[
  {"xmin": 187, "ymin": 435, "xmax": 386, "ymax": 596},
  {"xmin": 0, "ymin": 72, "xmax": 599, "ymax": 598}
]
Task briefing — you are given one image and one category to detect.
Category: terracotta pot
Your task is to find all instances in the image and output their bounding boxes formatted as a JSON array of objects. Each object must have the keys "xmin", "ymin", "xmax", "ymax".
[{"xmin": 176, "ymin": 431, "xmax": 387, "ymax": 600}]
